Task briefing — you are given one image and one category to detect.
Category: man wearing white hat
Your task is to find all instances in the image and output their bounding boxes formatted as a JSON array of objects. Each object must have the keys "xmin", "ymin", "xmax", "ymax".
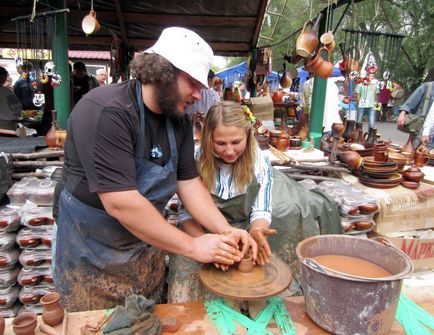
[{"xmin": 54, "ymin": 27, "xmax": 257, "ymax": 311}]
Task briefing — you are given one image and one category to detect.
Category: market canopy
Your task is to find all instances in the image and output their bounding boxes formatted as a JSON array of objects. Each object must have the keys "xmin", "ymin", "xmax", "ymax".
[{"xmin": 0, "ymin": 0, "xmax": 268, "ymax": 56}]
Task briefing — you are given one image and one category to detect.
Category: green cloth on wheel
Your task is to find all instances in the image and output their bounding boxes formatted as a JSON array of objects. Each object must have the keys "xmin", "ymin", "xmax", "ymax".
[{"xmin": 103, "ymin": 294, "xmax": 161, "ymax": 335}]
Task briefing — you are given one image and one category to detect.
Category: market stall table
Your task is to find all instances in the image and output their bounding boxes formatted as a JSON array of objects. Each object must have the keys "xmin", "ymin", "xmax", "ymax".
[{"xmin": 3, "ymin": 285, "xmax": 433, "ymax": 334}]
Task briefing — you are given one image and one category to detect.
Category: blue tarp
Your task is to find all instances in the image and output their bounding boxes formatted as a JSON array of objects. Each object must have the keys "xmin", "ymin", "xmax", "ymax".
[
  {"xmin": 216, "ymin": 62, "xmax": 279, "ymax": 90},
  {"xmin": 216, "ymin": 62, "xmax": 342, "ymax": 92}
]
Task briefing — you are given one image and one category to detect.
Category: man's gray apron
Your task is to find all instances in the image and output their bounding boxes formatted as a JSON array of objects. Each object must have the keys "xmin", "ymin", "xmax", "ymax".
[
  {"xmin": 167, "ymin": 169, "xmax": 342, "ymax": 303},
  {"xmin": 54, "ymin": 81, "xmax": 178, "ymax": 311}
]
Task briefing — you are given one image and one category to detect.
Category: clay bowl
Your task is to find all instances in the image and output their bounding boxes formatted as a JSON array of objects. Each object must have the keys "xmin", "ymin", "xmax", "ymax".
[
  {"xmin": 401, "ymin": 180, "xmax": 419, "ymax": 189},
  {"xmin": 350, "ymin": 142, "xmax": 375, "ymax": 157},
  {"xmin": 12, "ymin": 312, "xmax": 37, "ymax": 335},
  {"xmin": 358, "ymin": 203, "xmax": 379, "ymax": 215}
]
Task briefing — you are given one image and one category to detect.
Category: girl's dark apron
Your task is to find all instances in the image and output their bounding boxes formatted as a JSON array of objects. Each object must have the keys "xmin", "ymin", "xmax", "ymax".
[
  {"xmin": 54, "ymin": 81, "xmax": 178, "ymax": 311},
  {"xmin": 167, "ymin": 169, "xmax": 343, "ymax": 303}
]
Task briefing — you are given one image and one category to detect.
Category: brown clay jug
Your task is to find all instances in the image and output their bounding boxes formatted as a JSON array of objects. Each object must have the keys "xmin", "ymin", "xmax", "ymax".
[
  {"xmin": 342, "ymin": 120, "xmax": 356, "ymax": 142},
  {"xmin": 337, "ymin": 150, "xmax": 363, "ymax": 170},
  {"xmin": 278, "ymin": 63, "xmax": 292, "ymax": 88},
  {"xmin": 41, "ymin": 292, "xmax": 64, "ymax": 326},
  {"xmin": 45, "ymin": 110, "xmax": 59, "ymax": 149},
  {"xmin": 315, "ymin": 47, "xmax": 334, "ymax": 79},
  {"xmin": 295, "ymin": 13, "xmax": 323, "ymax": 58}
]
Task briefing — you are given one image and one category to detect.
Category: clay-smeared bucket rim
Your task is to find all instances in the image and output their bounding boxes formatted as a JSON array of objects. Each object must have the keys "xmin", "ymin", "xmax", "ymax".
[{"xmin": 296, "ymin": 234, "xmax": 413, "ymax": 282}]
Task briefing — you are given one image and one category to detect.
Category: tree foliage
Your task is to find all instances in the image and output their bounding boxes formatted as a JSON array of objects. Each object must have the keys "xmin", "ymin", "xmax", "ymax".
[{"xmin": 251, "ymin": 0, "xmax": 433, "ymax": 93}]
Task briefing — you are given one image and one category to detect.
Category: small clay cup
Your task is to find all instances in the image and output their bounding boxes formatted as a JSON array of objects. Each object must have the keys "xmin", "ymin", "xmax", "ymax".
[
  {"xmin": 238, "ymin": 254, "xmax": 254, "ymax": 273},
  {"xmin": 12, "ymin": 312, "xmax": 37, "ymax": 335}
]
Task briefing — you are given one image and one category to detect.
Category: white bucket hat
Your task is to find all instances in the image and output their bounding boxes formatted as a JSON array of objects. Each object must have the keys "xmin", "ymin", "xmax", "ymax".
[{"xmin": 144, "ymin": 27, "xmax": 214, "ymax": 88}]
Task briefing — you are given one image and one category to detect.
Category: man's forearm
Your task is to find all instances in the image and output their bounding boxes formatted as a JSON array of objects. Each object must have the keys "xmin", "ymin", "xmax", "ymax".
[{"xmin": 99, "ymin": 190, "xmax": 195, "ymax": 257}]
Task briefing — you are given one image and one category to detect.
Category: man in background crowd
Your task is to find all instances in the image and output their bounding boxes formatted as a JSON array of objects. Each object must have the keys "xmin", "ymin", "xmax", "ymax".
[
  {"xmin": 71, "ymin": 61, "xmax": 99, "ymax": 104},
  {"xmin": 13, "ymin": 61, "xmax": 37, "ymax": 110},
  {"xmin": 96, "ymin": 68, "xmax": 107, "ymax": 85},
  {"xmin": 0, "ymin": 66, "xmax": 22, "ymax": 130}
]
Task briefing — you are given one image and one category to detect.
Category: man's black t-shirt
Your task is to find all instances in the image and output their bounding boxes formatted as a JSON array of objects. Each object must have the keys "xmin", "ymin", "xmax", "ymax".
[{"xmin": 63, "ymin": 79, "xmax": 198, "ymax": 210}]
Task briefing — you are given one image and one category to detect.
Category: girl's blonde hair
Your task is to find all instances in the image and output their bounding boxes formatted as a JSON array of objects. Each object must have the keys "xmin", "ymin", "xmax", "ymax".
[{"xmin": 199, "ymin": 101, "xmax": 256, "ymax": 193}]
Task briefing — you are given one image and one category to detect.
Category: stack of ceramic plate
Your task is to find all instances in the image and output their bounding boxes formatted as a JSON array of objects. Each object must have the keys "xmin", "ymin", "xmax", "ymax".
[{"xmin": 359, "ymin": 158, "xmax": 401, "ymax": 188}]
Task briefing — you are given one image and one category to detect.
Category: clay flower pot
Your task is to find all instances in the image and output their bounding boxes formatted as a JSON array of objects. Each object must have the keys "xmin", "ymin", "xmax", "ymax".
[
  {"xmin": 238, "ymin": 254, "xmax": 254, "ymax": 273},
  {"xmin": 12, "ymin": 312, "xmax": 37, "ymax": 335},
  {"xmin": 40, "ymin": 292, "xmax": 64, "ymax": 326}
]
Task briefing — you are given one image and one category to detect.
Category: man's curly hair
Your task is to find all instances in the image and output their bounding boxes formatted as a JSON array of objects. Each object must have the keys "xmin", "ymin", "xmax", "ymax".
[{"xmin": 129, "ymin": 53, "xmax": 178, "ymax": 85}]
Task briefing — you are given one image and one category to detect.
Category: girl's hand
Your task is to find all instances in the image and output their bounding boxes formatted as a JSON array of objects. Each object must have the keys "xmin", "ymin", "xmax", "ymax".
[{"xmin": 249, "ymin": 227, "xmax": 277, "ymax": 265}]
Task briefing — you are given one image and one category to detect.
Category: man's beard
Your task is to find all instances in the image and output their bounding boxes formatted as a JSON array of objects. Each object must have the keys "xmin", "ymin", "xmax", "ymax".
[{"xmin": 156, "ymin": 80, "xmax": 184, "ymax": 119}]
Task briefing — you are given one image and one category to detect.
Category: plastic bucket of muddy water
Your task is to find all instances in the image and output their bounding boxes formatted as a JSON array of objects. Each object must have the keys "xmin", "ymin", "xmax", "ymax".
[{"xmin": 296, "ymin": 235, "xmax": 413, "ymax": 335}]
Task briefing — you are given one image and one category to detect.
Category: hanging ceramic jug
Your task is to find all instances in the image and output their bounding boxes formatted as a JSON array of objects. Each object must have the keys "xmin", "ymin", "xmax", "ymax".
[
  {"xmin": 278, "ymin": 63, "xmax": 292, "ymax": 88},
  {"xmin": 41, "ymin": 292, "xmax": 64, "ymax": 326},
  {"xmin": 295, "ymin": 13, "xmax": 323, "ymax": 58},
  {"xmin": 45, "ymin": 110, "xmax": 59, "ymax": 149},
  {"xmin": 315, "ymin": 47, "xmax": 334, "ymax": 78},
  {"xmin": 320, "ymin": 31, "xmax": 335, "ymax": 51}
]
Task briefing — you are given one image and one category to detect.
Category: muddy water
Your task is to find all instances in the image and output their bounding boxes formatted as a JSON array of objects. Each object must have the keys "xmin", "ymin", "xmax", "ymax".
[{"xmin": 312, "ymin": 255, "xmax": 392, "ymax": 278}]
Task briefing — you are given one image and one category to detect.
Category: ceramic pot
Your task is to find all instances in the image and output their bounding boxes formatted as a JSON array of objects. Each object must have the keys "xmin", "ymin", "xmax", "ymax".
[
  {"xmin": 255, "ymin": 133, "xmax": 269, "ymax": 151},
  {"xmin": 364, "ymin": 127, "xmax": 378, "ymax": 144},
  {"xmin": 12, "ymin": 312, "xmax": 37, "ymax": 335},
  {"xmin": 238, "ymin": 254, "xmax": 254, "ymax": 273},
  {"xmin": 414, "ymin": 151, "xmax": 429, "ymax": 168},
  {"xmin": 337, "ymin": 150, "xmax": 363, "ymax": 170},
  {"xmin": 295, "ymin": 14, "xmax": 322, "ymax": 58},
  {"xmin": 278, "ymin": 63, "xmax": 292, "ymax": 88},
  {"xmin": 40, "ymin": 292, "xmax": 64, "ymax": 326},
  {"xmin": 55, "ymin": 129, "xmax": 67, "ymax": 148},
  {"xmin": 402, "ymin": 166, "xmax": 425, "ymax": 183},
  {"xmin": 45, "ymin": 110, "xmax": 59, "ymax": 149},
  {"xmin": 315, "ymin": 48, "xmax": 334, "ymax": 79},
  {"xmin": 272, "ymin": 90, "xmax": 284, "ymax": 103},
  {"xmin": 342, "ymin": 120, "xmax": 355, "ymax": 142}
]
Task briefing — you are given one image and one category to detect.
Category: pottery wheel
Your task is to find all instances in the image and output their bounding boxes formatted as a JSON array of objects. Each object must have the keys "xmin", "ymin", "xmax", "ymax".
[{"xmin": 199, "ymin": 254, "xmax": 292, "ymax": 301}]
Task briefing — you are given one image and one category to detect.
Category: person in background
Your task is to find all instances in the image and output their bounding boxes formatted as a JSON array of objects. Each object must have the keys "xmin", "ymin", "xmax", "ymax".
[
  {"xmin": 71, "ymin": 61, "xmax": 99, "ymax": 104},
  {"xmin": 185, "ymin": 69, "xmax": 221, "ymax": 119},
  {"xmin": 54, "ymin": 27, "xmax": 256, "ymax": 312},
  {"xmin": 421, "ymin": 102, "xmax": 434, "ymax": 150},
  {"xmin": 300, "ymin": 74, "xmax": 342, "ymax": 134},
  {"xmin": 13, "ymin": 61, "xmax": 37, "ymax": 110},
  {"xmin": 96, "ymin": 68, "xmax": 107, "ymax": 85},
  {"xmin": 397, "ymin": 79, "xmax": 433, "ymax": 138},
  {"xmin": 0, "ymin": 66, "xmax": 22, "ymax": 130},
  {"xmin": 3, "ymin": 75, "xmax": 13, "ymax": 89},
  {"xmin": 355, "ymin": 72, "xmax": 379, "ymax": 130},
  {"xmin": 167, "ymin": 101, "xmax": 342, "ymax": 303},
  {"xmin": 378, "ymin": 81, "xmax": 391, "ymax": 122}
]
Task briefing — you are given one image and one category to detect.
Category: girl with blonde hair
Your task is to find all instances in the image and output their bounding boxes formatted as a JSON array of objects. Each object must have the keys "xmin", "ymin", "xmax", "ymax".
[{"xmin": 168, "ymin": 101, "xmax": 342, "ymax": 303}]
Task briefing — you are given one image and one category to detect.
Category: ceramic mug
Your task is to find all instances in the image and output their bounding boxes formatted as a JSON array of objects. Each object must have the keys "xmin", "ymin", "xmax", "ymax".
[{"xmin": 414, "ymin": 152, "xmax": 430, "ymax": 167}]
